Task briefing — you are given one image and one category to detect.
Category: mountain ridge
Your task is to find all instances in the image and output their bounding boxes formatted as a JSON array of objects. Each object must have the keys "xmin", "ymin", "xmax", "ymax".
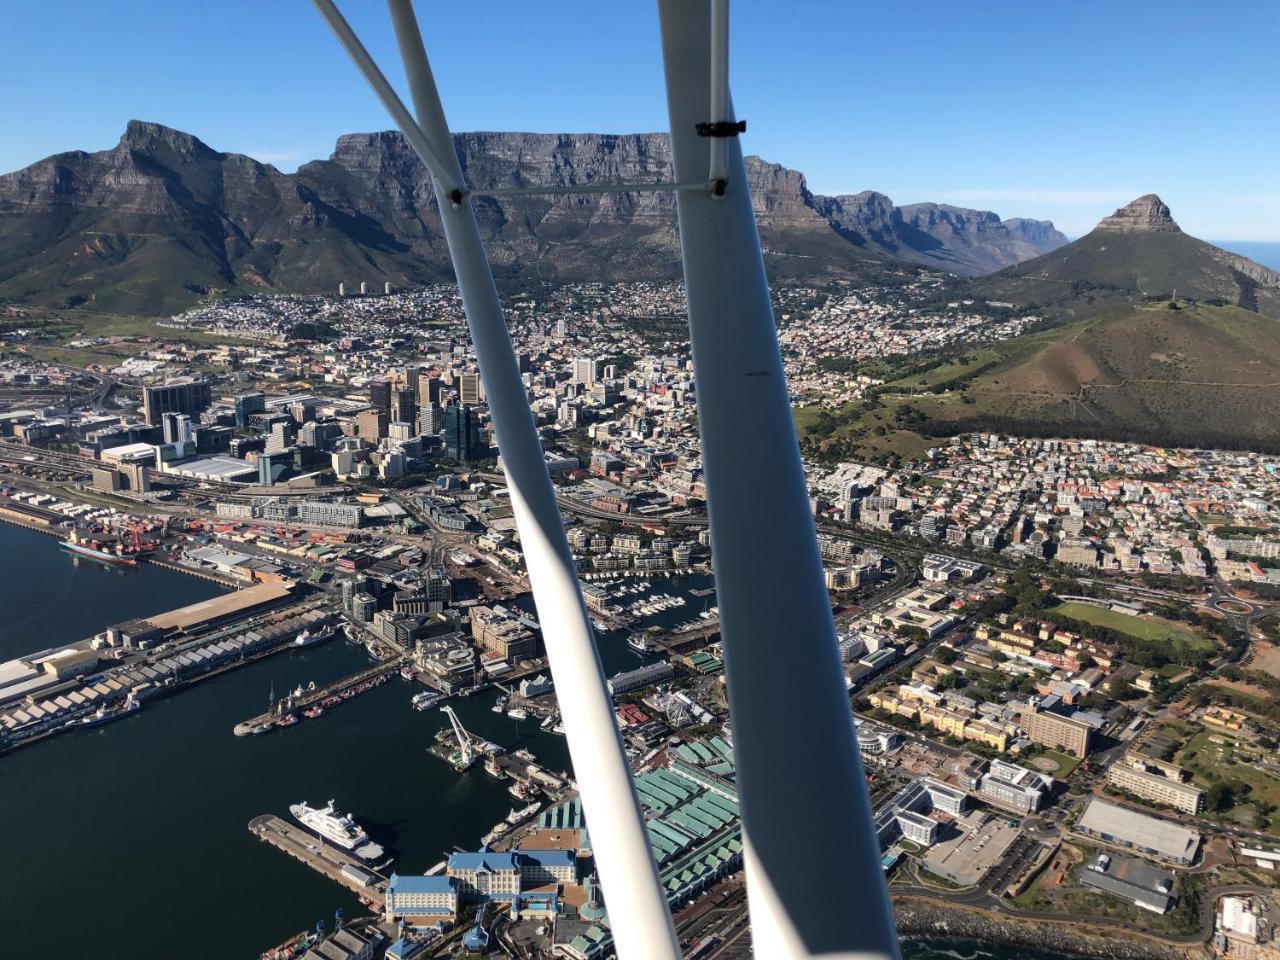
[
  {"xmin": 0, "ymin": 120, "xmax": 1067, "ymax": 315},
  {"xmin": 798, "ymin": 195, "xmax": 1280, "ymax": 461},
  {"xmin": 968, "ymin": 193, "xmax": 1280, "ymax": 319}
]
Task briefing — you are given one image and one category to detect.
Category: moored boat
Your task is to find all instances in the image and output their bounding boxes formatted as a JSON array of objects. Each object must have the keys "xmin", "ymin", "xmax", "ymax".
[
  {"xmin": 68, "ymin": 692, "xmax": 139, "ymax": 729},
  {"xmin": 288, "ymin": 800, "xmax": 384, "ymax": 862},
  {"xmin": 411, "ymin": 690, "xmax": 439, "ymax": 711}
]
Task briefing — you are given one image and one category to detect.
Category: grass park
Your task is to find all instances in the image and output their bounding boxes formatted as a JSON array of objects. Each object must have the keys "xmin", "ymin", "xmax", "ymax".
[{"xmin": 1049, "ymin": 600, "xmax": 1210, "ymax": 648}]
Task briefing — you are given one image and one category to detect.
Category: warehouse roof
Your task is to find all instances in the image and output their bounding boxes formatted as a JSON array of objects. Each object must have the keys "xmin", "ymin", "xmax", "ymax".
[
  {"xmin": 1077, "ymin": 799, "xmax": 1200, "ymax": 862},
  {"xmin": 144, "ymin": 582, "xmax": 292, "ymax": 631}
]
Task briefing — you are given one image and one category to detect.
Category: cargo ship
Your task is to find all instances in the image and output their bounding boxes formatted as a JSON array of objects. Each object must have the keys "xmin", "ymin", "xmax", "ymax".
[
  {"xmin": 291, "ymin": 627, "xmax": 334, "ymax": 650},
  {"xmin": 68, "ymin": 692, "xmax": 139, "ymax": 729},
  {"xmin": 288, "ymin": 800, "xmax": 385, "ymax": 863},
  {"xmin": 60, "ymin": 528, "xmax": 154, "ymax": 566}
]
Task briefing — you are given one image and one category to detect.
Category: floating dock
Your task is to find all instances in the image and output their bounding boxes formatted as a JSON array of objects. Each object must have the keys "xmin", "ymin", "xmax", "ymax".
[{"xmin": 249, "ymin": 814, "xmax": 388, "ymax": 907}]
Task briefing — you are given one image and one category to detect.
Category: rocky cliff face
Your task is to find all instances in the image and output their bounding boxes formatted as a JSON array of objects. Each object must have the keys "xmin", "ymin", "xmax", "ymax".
[
  {"xmin": 1095, "ymin": 193, "xmax": 1181, "ymax": 233},
  {"xmin": 0, "ymin": 121, "xmax": 1069, "ymax": 314}
]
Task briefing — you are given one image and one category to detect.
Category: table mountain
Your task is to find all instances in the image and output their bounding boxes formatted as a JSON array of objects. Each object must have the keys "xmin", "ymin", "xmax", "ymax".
[{"xmin": 0, "ymin": 120, "xmax": 1067, "ymax": 315}]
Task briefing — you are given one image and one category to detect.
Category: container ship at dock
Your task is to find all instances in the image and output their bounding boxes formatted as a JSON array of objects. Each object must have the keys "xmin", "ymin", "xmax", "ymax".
[{"xmin": 60, "ymin": 528, "xmax": 154, "ymax": 566}]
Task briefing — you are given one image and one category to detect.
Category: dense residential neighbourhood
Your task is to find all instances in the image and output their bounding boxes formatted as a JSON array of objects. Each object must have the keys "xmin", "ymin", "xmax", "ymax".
[{"xmin": 3, "ymin": 278, "xmax": 1280, "ymax": 959}]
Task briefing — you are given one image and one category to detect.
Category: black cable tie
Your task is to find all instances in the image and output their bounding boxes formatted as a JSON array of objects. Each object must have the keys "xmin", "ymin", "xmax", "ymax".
[{"xmin": 696, "ymin": 120, "xmax": 746, "ymax": 138}]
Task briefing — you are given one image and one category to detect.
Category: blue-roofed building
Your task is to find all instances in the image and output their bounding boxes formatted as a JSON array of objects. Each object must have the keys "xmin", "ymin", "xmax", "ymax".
[
  {"xmin": 383, "ymin": 874, "xmax": 459, "ymax": 925},
  {"xmin": 447, "ymin": 850, "xmax": 520, "ymax": 897},
  {"xmin": 385, "ymin": 938, "xmax": 430, "ymax": 960},
  {"xmin": 446, "ymin": 848, "xmax": 578, "ymax": 900},
  {"xmin": 517, "ymin": 849, "xmax": 577, "ymax": 885}
]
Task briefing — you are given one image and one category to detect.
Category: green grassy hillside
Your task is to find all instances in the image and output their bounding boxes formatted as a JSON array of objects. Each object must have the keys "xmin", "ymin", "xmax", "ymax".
[{"xmin": 798, "ymin": 301, "xmax": 1280, "ymax": 461}]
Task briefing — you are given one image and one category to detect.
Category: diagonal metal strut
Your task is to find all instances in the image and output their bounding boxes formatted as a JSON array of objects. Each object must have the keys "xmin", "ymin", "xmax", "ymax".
[{"xmin": 310, "ymin": 2, "xmax": 682, "ymax": 958}]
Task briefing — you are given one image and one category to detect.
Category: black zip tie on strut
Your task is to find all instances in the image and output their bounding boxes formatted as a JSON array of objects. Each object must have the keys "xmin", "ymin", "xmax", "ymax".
[{"xmin": 696, "ymin": 120, "xmax": 746, "ymax": 138}]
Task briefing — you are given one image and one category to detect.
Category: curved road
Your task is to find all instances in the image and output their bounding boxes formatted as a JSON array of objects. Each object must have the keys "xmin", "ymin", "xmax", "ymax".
[{"xmin": 893, "ymin": 881, "xmax": 1263, "ymax": 947}]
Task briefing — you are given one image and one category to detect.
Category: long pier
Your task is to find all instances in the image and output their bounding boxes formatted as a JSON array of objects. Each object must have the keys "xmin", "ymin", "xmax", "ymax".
[
  {"xmin": 488, "ymin": 750, "xmax": 568, "ymax": 795},
  {"xmin": 249, "ymin": 814, "xmax": 387, "ymax": 907},
  {"xmin": 1, "ymin": 599, "xmax": 334, "ymax": 756},
  {"xmin": 233, "ymin": 658, "xmax": 403, "ymax": 734},
  {"xmin": 146, "ymin": 554, "xmax": 240, "ymax": 587}
]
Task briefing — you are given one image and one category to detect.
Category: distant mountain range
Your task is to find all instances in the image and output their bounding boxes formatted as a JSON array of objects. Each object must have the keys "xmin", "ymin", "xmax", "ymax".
[{"xmin": 0, "ymin": 120, "xmax": 1067, "ymax": 315}]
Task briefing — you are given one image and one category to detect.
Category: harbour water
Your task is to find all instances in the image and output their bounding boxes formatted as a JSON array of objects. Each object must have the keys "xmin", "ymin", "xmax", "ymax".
[{"xmin": 0, "ymin": 524, "xmax": 1073, "ymax": 960}]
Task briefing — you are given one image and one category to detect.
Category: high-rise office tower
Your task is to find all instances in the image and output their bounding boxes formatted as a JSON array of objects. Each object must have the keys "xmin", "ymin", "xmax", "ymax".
[
  {"xmin": 234, "ymin": 392, "xmax": 266, "ymax": 429},
  {"xmin": 258, "ymin": 448, "xmax": 299, "ymax": 486},
  {"xmin": 420, "ymin": 402, "xmax": 444, "ymax": 436},
  {"xmin": 265, "ymin": 421, "xmax": 295, "ymax": 454},
  {"xmin": 457, "ymin": 373, "xmax": 481, "ymax": 405},
  {"xmin": 392, "ymin": 388, "xmax": 417, "ymax": 429},
  {"xmin": 357, "ymin": 408, "xmax": 388, "ymax": 441},
  {"xmin": 424, "ymin": 375, "xmax": 444, "ymax": 404},
  {"xmin": 143, "ymin": 379, "xmax": 212, "ymax": 426},
  {"xmin": 405, "ymin": 367, "xmax": 421, "ymax": 397},
  {"xmin": 161, "ymin": 412, "xmax": 194, "ymax": 445},
  {"xmin": 288, "ymin": 399, "xmax": 318, "ymax": 424},
  {"xmin": 572, "ymin": 357, "xmax": 599, "ymax": 386},
  {"xmin": 299, "ymin": 420, "xmax": 342, "ymax": 452},
  {"xmin": 444, "ymin": 403, "xmax": 485, "ymax": 462},
  {"xmin": 369, "ymin": 379, "xmax": 392, "ymax": 420}
]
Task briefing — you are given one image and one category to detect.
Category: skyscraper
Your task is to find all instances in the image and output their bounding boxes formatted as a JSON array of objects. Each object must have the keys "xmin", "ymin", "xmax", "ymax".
[
  {"xmin": 423, "ymin": 375, "xmax": 444, "ymax": 404},
  {"xmin": 299, "ymin": 420, "xmax": 342, "ymax": 452},
  {"xmin": 265, "ymin": 421, "xmax": 295, "ymax": 454},
  {"xmin": 358, "ymin": 408, "xmax": 388, "ymax": 441},
  {"xmin": 161, "ymin": 412, "xmax": 193, "ymax": 446},
  {"xmin": 258, "ymin": 448, "xmax": 299, "ymax": 486},
  {"xmin": 420, "ymin": 401, "xmax": 444, "ymax": 436},
  {"xmin": 369, "ymin": 379, "xmax": 392, "ymax": 420},
  {"xmin": 405, "ymin": 366, "xmax": 421, "ymax": 398},
  {"xmin": 234, "ymin": 392, "xmax": 266, "ymax": 429},
  {"xmin": 457, "ymin": 373, "xmax": 481, "ymax": 405},
  {"xmin": 392, "ymin": 388, "xmax": 417, "ymax": 429},
  {"xmin": 572, "ymin": 357, "xmax": 599, "ymax": 386},
  {"xmin": 444, "ymin": 403, "xmax": 485, "ymax": 462},
  {"xmin": 143, "ymin": 379, "xmax": 212, "ymax": 426}
]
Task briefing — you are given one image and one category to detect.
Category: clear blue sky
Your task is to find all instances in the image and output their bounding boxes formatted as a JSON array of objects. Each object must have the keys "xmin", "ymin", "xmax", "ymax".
[{"xmin": 1, "ymin": 0, "xmax": 1276, "ymax": 239}]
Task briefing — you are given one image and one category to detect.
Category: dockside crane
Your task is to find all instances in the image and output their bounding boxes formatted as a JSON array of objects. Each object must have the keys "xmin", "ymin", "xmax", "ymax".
[{"xmin": 440, "ymin": 705, "xmax": 475, "ymax": 768}]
